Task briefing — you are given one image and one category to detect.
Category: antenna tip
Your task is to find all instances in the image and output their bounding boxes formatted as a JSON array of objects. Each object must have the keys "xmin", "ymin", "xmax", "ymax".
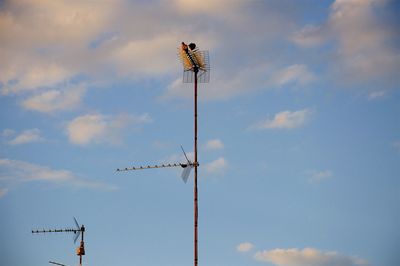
[{"xmin": 181, "ymin": 42, "xmax": 188, "ymax": 51}]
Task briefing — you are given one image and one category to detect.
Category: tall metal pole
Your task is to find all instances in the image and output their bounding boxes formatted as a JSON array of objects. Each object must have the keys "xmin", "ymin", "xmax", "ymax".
[
  {"xmin": 178, "ymin": 42, "xmax": 208, "ymax": 266},
  {"xmin": 79, "ymin": 231, "xmax": 83, "ymax": 266},
  {"xmin": 194, "ymin": 67, "xmax": 199, "ymax": 266},
  {"xmin": 78, "ymin": 225, "xmax": 85, "ymax": 266}
]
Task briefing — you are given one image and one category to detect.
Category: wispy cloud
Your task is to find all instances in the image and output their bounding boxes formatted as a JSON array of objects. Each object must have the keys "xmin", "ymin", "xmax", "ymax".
[
  {"xmin": 393, "ymin": 141, "xmax": 400, "ymax": 151},
  {"xmin": 292, "ymin": 0, "xmax": 400, "ymax": 92},
  {"xmin": 270, "ymin": 64, "xmax": 315, "ymax": 87},
  {"xmin": 7, "ymin": 128, "xmax": 43, "ymax": 145},
  {"xmin": 162, "ymin": 63, "xmax": 270, "ymax": 101},
  {"xmin": 237, "ymin": 242, "xmax": 254, "ymax": 253},
  {"xmin": 254, "ymin": 247, "xmax": 368, "ymax": 266},
  {"xmin": 291, "ymin": 25, "xmax": 326, "ymax": 47},
  {"xmin": 0, "ymin": 188, "xmax": 8, "ymax": 197},
  {"xmin": 171, "ymin": 0, "xmax": 244, "ymax": 15},
  {"xmin": 0, "ymin": 158, "xmax": 116, "ymax": 193},
  {"xmin": 204, "ymin": 157, "xmax": 227, "ymax": 175},
  {"xmin": 1, "ymin": 63, "xmax": 73, "ymax": 95},
  {"xmin": 22, "ymin": 85, "xmax": 86, "ymax": 113},
  {"xmin": 309, "ymin": 170, "xmax": 333, "ymax": 183},
  {"xmin": 1, "ymin": 0, "xmax": 398, "ymax": 107},
  {"xmin": 251, "ymin": 109, "xmax": 312, "ymax": 130},
  {"xmin": 203, "ymin": 139, "xmax": 224, "ymax": 150},
  {"xmin": 368, "ymin": 90, "xmax": 386, "ymax": 100},
  {"xmin": 2, "ymin": 129, "xmax": 15, "ymax": 137},
  {"xmin": 66, "ymin": 113, "xmax": 151, "ymax": 146}
]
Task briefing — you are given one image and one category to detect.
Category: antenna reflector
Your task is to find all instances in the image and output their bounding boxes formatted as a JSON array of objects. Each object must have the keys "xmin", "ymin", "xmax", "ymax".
[
  {"xmin": 181, "ymin": 166, "xmax": 192, "ymax": 183},
  {"xmin": 178, "ymin": 42, "xmax": 210, "ymax": 83}
]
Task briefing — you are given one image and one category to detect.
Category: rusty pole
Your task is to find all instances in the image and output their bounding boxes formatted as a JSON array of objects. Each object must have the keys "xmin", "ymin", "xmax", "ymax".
[
  {"xmin": 78, "ymin": 225, "xmax": 85, "ymax": 266},
  {"xmin": 194, "ymin": 66, "xmax": 199, "ymax": 266}
]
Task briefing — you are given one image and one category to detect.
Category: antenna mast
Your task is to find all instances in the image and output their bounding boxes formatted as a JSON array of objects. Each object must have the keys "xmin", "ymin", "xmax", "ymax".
[
  {"xmin": 116, "ymin": 42, "xmax": 209, "ymax": 266},
  {"xmin": 179, "ymin": 41, "xmax": 210, "ymax": 266}
]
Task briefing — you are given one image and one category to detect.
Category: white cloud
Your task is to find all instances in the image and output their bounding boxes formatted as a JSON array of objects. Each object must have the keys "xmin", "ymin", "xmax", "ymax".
[
  {"xmin": 252, "ymin": 109, "xmax": 312, "ymax": 130},
  {"xmin": 309, "ymin": 170, "xmax": 333, "ymax": 183},
  {"xmin": 1, "ymin": 0, "xmax": 398, "ymax": 106},
  {"xmin": 164, "ymin": 62, "xmax": 315, "ymax": 101},
  {"xmin": 291, "ymin": 0, "xmax": 400, "ymax": 91},
  {"xmin": 204, "ymin": 157, "xmax": 227, "ymax": 175},
  {"xmin": 254, "ymin": 247, "xmax": 368, "ymax": 266},
  {"xmin": 237, "ymin": 242, "xmax": 254, "ymax": 253},
  {"xmin": 2, "ymin": 129, "xmax": 15, "ymax": 137},
  {"xmin": 171, "ymin": 0, "xmax": 244, "ymax": 15},
  {"xmin": 270, "ymin": 64, "xmax": 315, "ymax": 87},
  {"xmin": 8, "ymin": 128, "xmax": 43, "ymax": 145},
  {"xmin": 67, "ymin": 114, "xmax": 107, "ymax": 145},
  {"xmin": 22, "ymin": 85, "xmax": 86, "ymax": 113},
  {"xmin": 0, "ymin": 158, "xmax": 116, "ymax": 190},
  {"xmin": 204, "ymin": 139, "xmax": 224, "ymax": 150},
  {"xmin": 1, "ymin": 63, "xmax": 72, "ymax": 95},
  {"xmin": 291, "ymin": 25, "xmax": 326, "ymax": 47},
  {"xmin": 393, "ymin": 141, "xmax": 400, "ymax": 151},
  {"xmin": 161, "ymin": 151, "xmax": 194, "ymax": 166},
  {"xmin": 329, "ymin": 0, "xmax": 396, "ymax": 76},
  {"xmin": 66, "ymin": 113, "xmax": 151, "ymax": 146},
  {"xmin": 111, "ymin": 34, "xmax": 180, "ymax": 76},
  {"xmin": 0, "ymin": 0, "xmax": 118, "ymax": 102},
  {"xmin": 0, "ymin": 188, "xmax": 8, "ymax": 197},
  {"xmin": 368, "ymin": 90, "xmax": 386, "ymax": 99},
  {"xmin": 164, "ymin": 62, "xmax": 280, "ymax": 101}
]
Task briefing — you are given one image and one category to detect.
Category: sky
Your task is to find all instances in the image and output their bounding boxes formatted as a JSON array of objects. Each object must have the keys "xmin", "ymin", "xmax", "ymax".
[{"xmin": 0, "ymin": 0, "xmax": 400, "ymax": 265}]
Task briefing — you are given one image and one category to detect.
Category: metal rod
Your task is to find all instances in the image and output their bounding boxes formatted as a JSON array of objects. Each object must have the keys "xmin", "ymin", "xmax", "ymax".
[
  {"xmin": 194, "ymin": 68, "xmax": 198, "ymax": 266},
  {"xmin": 32, "ymin": 229, "xmax": 78, "ymax": 234},
  {"xmin": 49, "ymin": 261, "xmax": 67, "ymax": 266},
  {"xmin": 79, "ymin": 225, "xmax": 84, "ymax": 266},
  {"xmin": 116, "ymin": 163, "xmax": 188, "ymax": 172}
]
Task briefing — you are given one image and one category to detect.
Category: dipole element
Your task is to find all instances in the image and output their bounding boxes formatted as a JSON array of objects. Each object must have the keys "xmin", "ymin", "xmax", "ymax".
[{"xmin": 178, "ymin": 42, "xmax": 210, "ymax": 266}]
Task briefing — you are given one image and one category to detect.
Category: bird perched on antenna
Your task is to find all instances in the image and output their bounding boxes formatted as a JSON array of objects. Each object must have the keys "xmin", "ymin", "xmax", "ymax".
[{"xmin": 181, "ymin": 42, "xmax": 196, "ymax": 52}]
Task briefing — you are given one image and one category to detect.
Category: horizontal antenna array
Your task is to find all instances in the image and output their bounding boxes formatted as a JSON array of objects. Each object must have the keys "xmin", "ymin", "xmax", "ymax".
[
  {"xmin": 116, "ymin": 162, "xmax": 196, "ymax": 172},
  {"xmin": 32, "ymin": 228, "xmax": 81, "ymax": 234}
]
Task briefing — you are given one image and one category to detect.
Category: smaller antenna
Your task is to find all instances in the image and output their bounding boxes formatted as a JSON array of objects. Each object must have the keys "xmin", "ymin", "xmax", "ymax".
[{"xmin": 32, "ymin": 218, "xmax": 86, "ymax": 266}]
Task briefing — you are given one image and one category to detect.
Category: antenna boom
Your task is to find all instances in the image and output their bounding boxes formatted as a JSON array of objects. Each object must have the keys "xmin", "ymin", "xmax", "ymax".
[{"xmin": 116, "ymin": 162, "xmax": 196, "ymax": 172}]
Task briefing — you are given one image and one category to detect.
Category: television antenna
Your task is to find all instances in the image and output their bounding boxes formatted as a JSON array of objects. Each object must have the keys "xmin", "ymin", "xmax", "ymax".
[
  {"xmin": 178, "ymin": 41, "xmax": 209, "ymax": 266},
  {"xmin": 32, "ymin": 218, "xmax": 86, "ymax": 266},
  {"xmin": 117, "ymin": 146, "xmax": 196, "ymax": 183},
  {"xmin": 117, "ymin": 42, "xmax": 209, "ymax": 266}
]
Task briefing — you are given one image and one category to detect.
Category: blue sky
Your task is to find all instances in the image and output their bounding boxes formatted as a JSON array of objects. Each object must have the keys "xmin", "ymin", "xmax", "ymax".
[{"xmin": 1, "ymin": 0, "xmax": 399, "ymax": 266}]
